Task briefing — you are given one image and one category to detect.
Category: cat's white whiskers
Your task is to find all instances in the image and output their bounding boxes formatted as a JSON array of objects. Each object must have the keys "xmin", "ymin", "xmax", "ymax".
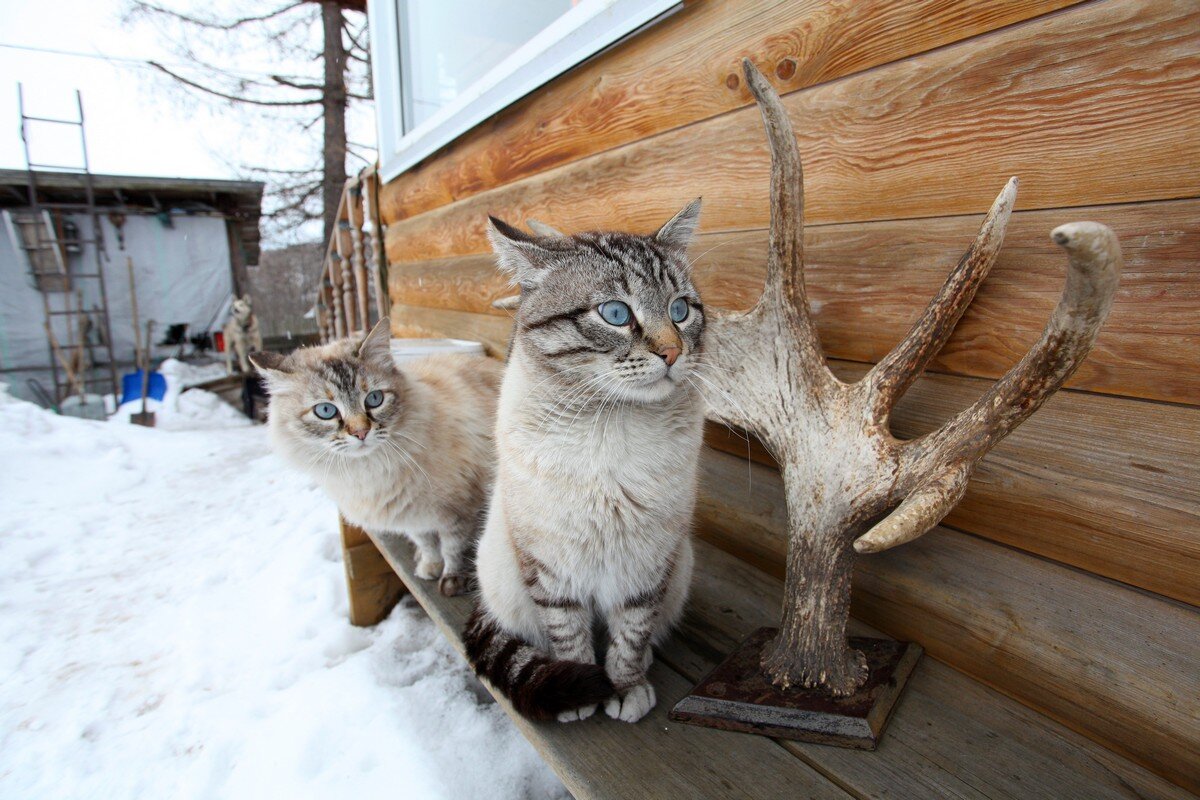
[{"xmin": 686, "ymin": 230, "xmax": 759, "ymax": 271}]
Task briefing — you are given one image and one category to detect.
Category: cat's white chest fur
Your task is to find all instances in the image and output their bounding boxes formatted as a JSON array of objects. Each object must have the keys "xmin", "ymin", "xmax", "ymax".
[
  {"xmin": 320, "ymin": 457, "xmax": 442, "ymax": 535},
  {"xmin": 493, "ymin": 355, "xmax": 703, "ymax": 610}
]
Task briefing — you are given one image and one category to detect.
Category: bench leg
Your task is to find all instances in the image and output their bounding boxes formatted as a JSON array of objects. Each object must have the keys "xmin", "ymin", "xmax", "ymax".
[{"xmin": 339, "ymin": 515, "xmax": 406, "ymax": 626}]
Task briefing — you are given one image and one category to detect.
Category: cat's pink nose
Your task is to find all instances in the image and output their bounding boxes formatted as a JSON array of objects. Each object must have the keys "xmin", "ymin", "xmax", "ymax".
[
  {"xmin": 347, "ymin": 425, "xmax": 370, "ymax": 441},
  {"xmin": 657, "ymin": 346, "xmax": 681, "ymax": 366}
]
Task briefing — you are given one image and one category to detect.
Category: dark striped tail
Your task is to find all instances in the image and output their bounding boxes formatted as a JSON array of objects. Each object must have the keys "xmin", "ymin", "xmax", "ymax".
[{"xmin": 463, "ymin": 606, "xmax": 613, "ymax": 720}]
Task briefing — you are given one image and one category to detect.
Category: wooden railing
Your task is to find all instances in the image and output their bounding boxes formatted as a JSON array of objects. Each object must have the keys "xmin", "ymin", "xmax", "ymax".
[{"xmin": 316, "ymin": 168, "xmax": 389, "ymax": 343}]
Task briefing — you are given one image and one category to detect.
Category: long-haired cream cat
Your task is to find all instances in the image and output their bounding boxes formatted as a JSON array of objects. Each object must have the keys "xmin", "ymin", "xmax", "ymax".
[
  {"xmin": 464, "ymin": 200, "xmax": 706, "ymax": 723},
  {"xmin": 251, "ymin": 319, "xmax": 504, "ymax": 596}
]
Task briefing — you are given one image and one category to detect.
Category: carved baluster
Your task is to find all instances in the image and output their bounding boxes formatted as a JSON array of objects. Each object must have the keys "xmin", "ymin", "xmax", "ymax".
[{"xmin": 348, "ymin": 184, "xmax": 370, "ymax": 329}]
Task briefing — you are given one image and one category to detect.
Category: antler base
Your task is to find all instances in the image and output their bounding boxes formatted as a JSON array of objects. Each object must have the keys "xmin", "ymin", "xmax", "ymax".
[{"xmin": 670, "ymin": 627, "xmax": 922, "ymax": 750}]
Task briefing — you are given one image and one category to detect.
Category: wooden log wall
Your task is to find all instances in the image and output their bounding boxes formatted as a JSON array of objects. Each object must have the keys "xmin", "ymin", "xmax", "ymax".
[{"xmin": 376, "ymin": 0, "xmax": 1200, "ymax": 791}]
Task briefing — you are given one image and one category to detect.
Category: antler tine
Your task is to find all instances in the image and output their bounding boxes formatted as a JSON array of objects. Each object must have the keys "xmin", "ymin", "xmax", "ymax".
[
  {"xmin": 855, "ymin": 221, "xmax": 1122, "ymax": 554},
  {"xmin": 865, "ymin": 178, "xmax": 1018, "ymax": 420},
  {"xmin": 854, "ymin": 463, "xmax": 971, "ymax": 553},
  {"xmin": 741, "ymin": 59, "xmax": 828, "ymax": 376},
  {"xmin": 933, "ymin": 221, "xmax": 1121, "ymax": 458}
]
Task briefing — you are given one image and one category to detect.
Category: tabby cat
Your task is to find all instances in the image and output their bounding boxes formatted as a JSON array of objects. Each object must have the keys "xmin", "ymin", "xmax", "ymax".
[
  {"xmin": 251, "ymin": 319, "xmax": 504, "ymax": 596},
  {"xmin": 464, "ymin": 200, "xmax": 706, "ymax": 723}
]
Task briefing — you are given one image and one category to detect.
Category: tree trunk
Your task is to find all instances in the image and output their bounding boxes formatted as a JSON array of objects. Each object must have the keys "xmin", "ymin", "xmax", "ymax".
[
  {"xmin": 759, "ymin": 463, "xmax": 869, "ymax": 696},
  {"xmin": 321, "ymin": 1, "xmax": 348, "ymax": 246}
]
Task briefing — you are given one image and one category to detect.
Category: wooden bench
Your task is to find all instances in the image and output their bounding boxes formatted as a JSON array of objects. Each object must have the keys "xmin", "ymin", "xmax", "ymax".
[{"xmin": 340, "ymin": 518, "xmax": 1191, "ymax": 800}]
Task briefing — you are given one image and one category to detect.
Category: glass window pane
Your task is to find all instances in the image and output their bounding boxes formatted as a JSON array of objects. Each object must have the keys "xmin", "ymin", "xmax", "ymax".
[{"xmin": 398, "ymin": 0, "xmax": 574, "ymax": 132}]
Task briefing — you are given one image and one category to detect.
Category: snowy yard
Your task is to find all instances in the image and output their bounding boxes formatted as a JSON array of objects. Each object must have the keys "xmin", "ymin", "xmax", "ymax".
[{"xmin": 0, "ymin": 385, "xmax": 565, "ymax": 799}]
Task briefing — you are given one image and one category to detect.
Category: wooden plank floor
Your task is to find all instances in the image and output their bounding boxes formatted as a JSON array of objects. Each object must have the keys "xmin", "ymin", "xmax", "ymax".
[
  {"xmin": 367, "ymin": 532, "xmax": 1192, "ymax": 800},
  {"xmin": 369, "ymin": 533, "xmax": 848, "ymax": 800}
]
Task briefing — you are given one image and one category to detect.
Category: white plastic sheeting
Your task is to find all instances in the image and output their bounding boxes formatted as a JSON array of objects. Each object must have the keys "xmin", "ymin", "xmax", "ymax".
[{"xmin": 0, "ymin": 212, "xmax": 233, "ymax": 370}]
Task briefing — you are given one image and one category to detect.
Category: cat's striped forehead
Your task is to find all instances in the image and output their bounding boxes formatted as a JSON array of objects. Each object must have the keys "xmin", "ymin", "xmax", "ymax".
[
  {"xmin": 520, "ymin": 231, "xmax": 696, "ymax": 314},
  {"xmin": 569, "ymin": 232, "xmax": 689, "ymax": 297},
  {"xmin": 316, "ymin": 357, "xmax": 364, "ymax": 395}
]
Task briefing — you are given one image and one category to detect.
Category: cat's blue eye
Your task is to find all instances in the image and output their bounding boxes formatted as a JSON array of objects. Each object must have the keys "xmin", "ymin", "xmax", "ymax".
[
  {"xmin": 670, "ymin": 297, "xmax": 690, "ymax": 323},
  {"xmin": 313, "ymin": 402, "xmax": 339, "ymax": 420},
  {"xmin": 598, "ymin": 300, "xmax": 632, "ymax": 326},
  {"xmin": 364, "ymin": 390, "xmax": 384, "ymax": 409}
]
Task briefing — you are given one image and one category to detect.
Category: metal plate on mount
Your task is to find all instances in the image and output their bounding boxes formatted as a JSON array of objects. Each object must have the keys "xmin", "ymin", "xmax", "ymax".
[{"xmin": 669, "ymin": 627, "xmax": 922, "ymax": 750}]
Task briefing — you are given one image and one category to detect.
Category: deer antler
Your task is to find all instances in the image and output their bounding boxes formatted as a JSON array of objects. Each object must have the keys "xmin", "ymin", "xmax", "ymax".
[
  {"xmin": 856, "ymin": 220, "xmax": 1122, "ymax": 553},
  {"xmin": 696, "ymin": 59, "xmax": 1122, "ymax": 694}
]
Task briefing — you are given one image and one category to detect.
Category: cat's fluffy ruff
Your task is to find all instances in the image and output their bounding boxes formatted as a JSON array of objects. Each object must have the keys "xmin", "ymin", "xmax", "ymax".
[
  {"xmin": 252, "ymin": 319, "xmax": 503, "ymax": 596},
  {"xmin": 466, "ymin": 201, "xmax": 706, "ymax": 723}
]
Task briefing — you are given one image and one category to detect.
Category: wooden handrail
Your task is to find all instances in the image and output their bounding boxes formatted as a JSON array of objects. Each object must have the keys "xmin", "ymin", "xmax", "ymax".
[{"xmin": 315, "ymin": 167, "xmax": 389, "ymax": 343}]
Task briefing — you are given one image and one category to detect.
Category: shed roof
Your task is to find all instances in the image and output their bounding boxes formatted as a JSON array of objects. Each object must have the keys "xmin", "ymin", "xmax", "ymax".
[{"xmin": 0, "ymin": 169, "xmax": 265, "ymax": 264}]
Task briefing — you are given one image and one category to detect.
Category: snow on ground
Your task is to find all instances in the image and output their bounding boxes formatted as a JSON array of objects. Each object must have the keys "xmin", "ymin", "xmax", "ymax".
[
  {"xmin": 0, "ymin": 386, "xmax": 566, "ymax": 800},
  {"xmin": 111, "ymin": 359, "xmax": 243, "ymax": 430}
]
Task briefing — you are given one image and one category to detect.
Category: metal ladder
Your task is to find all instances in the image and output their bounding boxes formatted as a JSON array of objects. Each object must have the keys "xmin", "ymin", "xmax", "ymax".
[{"xmin": 14, "ymin": 84, "xmax": 119, "ymax": 405}]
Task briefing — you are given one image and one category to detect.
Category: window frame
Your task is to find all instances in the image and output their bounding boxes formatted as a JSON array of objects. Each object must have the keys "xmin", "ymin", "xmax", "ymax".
[{"xmin": 369, "ymin": 0, "xmax": 682, "ymax": 183}]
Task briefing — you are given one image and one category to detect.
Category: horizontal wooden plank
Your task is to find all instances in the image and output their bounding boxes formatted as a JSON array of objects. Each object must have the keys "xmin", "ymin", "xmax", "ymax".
[
  {"xmin": 384, "ymin": 0, "xmax": 1200, "ymax": 264},
  {"xmin": 368, "ymin": 532, "xmax": 849, "ymax": 800},
  {"xmin": 389, "ymin": 198, "xmax": 1200, "ymax": 403},
  {"xmin": 379, "ymin": 0, "xmax": 1082, "ymax": 223},
  {"xmin": 661, "ymin": 542, "xmax": 1196, "ymax": 800},
  {"xmin": 696, "ymin": 446, "xmax": 1200, "ymax": 791},
  {"xmin": 385, "ymin": 302, "xmax": 1200, "ymax": 606},
  {"xmin": 391, "ymin": 304, "xmax": 513, "ymax": 358}
]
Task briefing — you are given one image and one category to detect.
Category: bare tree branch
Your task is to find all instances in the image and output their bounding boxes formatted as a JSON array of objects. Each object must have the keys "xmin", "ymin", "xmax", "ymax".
[
  {"xmin": 241, "ymin": 165, "xmax": 322, "ymax": 177},
  {"xmin": 149, "ymin": 61, "xmax": 321, "ymax": 106},
  {"xmin": 131, "ymin": 0, "xmax": 305, "ymax": 31},
  {"xmin": 271, "ymin": 74, "xmax": 325, "ymax": 92}
]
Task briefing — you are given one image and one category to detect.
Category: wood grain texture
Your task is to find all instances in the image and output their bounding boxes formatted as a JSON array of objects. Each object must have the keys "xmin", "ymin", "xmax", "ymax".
[
  {"xmin": 383, "ymin": 303, "xmax": 1199, "ymax": 605},
  {"xmin": 338, "ymin": 516, "xmax": 404, "ymax": 627},
  {"xmin": 389, "ymin": 199, "xmax": 1200, "ymax": 403},
  {"xmin": 662, "ymin": 543, "xmax": 1196, "ymax": 800},
  {"xmin": 383, "ymin": 0, "xmax": 1200, "ymax": 264},
  {"xmin": 368, "ymin": 532, "xmax": 850, "ymax": 800},
  {"xmin": 379, "ymin": 0, "xmax": 1082, "ymax": 223},
  {"xmin": 696, "ymin": 446, "xmax": 1200, "ymax": 791},
  {"xmin": 391, "ymin": 303, "xmax": 513, "ymax": 358}
]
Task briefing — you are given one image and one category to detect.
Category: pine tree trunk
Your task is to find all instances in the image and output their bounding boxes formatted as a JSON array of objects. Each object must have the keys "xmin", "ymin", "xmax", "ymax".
[{"xmin": 321, "ymin": 1, "xmax": 348, "ymax": 246}]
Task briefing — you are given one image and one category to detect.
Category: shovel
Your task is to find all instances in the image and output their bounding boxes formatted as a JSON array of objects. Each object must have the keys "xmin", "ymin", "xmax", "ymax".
[{"xmin": 131, "ymin": 320, "xmax": 157, "ymax": 427}]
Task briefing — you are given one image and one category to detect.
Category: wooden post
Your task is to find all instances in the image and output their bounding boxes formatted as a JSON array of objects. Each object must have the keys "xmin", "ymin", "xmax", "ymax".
[
  {"xmin": 348, "ymin": 185, "xmax": 370, "ymax": 330},
  {"xmin": 339, "ymin": 515, "xmax": 405, "ymax": 626},
  {"xmin": 340, "ymin": 252, "xmax": 357, "ymax": 335},
  {"xmin": 328, "ymin": 260, "xmax": 345, "ymax": 339},
  {"xmin": 364, "ymin": 172, "xmax": 389, "ymax": 322}
]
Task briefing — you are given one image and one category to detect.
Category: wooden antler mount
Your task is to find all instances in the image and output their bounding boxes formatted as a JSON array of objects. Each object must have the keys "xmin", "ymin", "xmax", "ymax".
[{"xmin": 698, "ymin": 60, "xmax": 1122, "ymax": 695}]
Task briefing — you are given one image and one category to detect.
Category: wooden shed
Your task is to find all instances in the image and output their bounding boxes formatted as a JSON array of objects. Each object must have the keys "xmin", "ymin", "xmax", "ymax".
[{"xmin": 344, "ymin": 1, "xmax": 1198, "ymax": 796}]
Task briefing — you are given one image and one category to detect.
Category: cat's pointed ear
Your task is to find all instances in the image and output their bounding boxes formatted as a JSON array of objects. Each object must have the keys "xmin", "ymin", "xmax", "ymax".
[
  {"xmin": 249, "ymin": 350, "xmax": 287, "ymax": 374},
  {"xmin": 654, "ymin": 198, "xmax": 702, "ymax": 250},
  {"xmin": 249, "ymin": 350, "xmax": 291, "ymax": 393},
  {"xmin": 488, "ymin": 215, "xmax": 554, "ymax": 291},
  {"xmin": 357, "ymin": 317, "xmax": 395, "ymax": 369}
]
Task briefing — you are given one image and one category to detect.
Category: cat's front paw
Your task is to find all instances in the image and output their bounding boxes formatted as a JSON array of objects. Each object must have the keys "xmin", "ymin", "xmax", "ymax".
[
  {"xmin": 604, "ymin": 681, "xmax": 655, "ymax": 723},
  {"xmin": 414, "ymin": 556, "xmax": 444, "ymax": 581},
  {"xmin": 438, "ymin": 573, "xmax": 470, "ymax": 597},
  {"xmin": 556, "ymin": 704, "xmax": 598, "ymax": 723}
]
